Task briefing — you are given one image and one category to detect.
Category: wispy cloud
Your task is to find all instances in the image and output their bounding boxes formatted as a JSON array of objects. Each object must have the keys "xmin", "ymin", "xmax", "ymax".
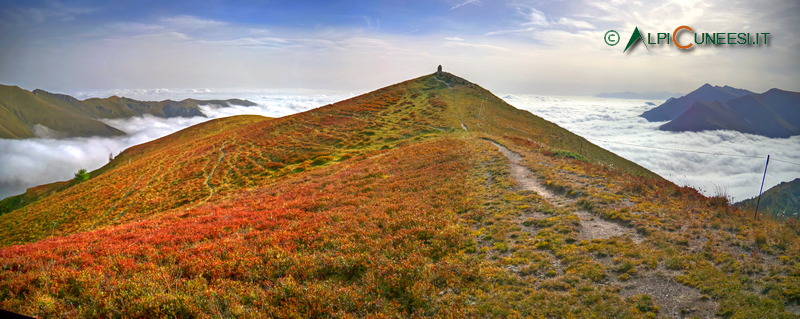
[
  {"xmin": 555, "ymin": 17, "xmax": 594, "ymax": 29},
  {"xmin": 24, "ymin": 2, "xmax": 92, "ymax": 23},
  {"xmin": 108, "ymin": 22, "xmax": 164, "ymax": 33},
  {"xmin": 522, "ymin": 7, "xmax": 549, "ymax": 26},
  {"xmin": 444, "ymin": 37, "xmax": 509, "ymax": 51},
  {"xmin": 362, "ymin": 15, "xmax": 381, "ymax": 30},
  {"xmin": 196, "ymin": 37, "xmax": 289, "ymax": 48},
  {"xmin": 451, "ymin": 0, "xmax": 481, "ymax": 10},
  {"xmin": 484, "ymin": 27, "xmax": 535, "ymax": 36},
  {"xmin": 161, "ymin": 15, "xmax": 227, "ymax": 29},
  {"xmin": 0, "ymin": 0, "xmax": 93, "ymax": 31},
  {"xmin": 1, "ymin": 0, "xmax": 797, "ymax": 96}
]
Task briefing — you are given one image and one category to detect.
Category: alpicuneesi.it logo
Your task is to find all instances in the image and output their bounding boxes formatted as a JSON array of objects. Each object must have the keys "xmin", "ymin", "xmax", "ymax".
[{"xmin": 604, "ymin": 26, "xmax": 771, "ymax": 53}]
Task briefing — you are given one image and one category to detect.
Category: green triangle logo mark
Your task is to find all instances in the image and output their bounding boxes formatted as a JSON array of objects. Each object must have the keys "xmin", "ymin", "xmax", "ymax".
[{"xmin": 623, "ymin": 27, "xmax": 648, "ymax": 53}]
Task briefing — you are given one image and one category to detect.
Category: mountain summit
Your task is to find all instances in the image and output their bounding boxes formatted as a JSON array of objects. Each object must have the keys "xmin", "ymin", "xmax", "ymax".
[
  {"xmin": 640, "ymin": 83, "xmax": 754, "ymax": 122},
  {"xmin": 0, "ymin": 72, "xmax": 797, "ymax": 317}
]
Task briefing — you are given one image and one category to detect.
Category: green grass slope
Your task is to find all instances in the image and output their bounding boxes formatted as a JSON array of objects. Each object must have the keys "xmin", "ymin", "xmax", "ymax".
[
  {"xmin": 0, "ymin": 73, "xmax": 797, "ymax": 317},
  {"xmin": 738, "ymin": 178, "xmax": 800, "ymax": 219}
]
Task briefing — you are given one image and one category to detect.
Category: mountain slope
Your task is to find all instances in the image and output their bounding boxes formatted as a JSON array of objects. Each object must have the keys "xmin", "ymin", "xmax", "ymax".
[
  {"xmin": 0, "ymin": 85, "xmax": 256, "ymax": 139},
  {"xmin": 34, "ymin": 88, "xmax": 256, "ymax": 118},
  {"xmin": 640, "ymin": 83, "xmax": 753, "ymax": 122},
  {"xmin": 0, "ymin": 72, "xmax": 797, "ymax": 317},
  {"xmin": 0, "ymin": 72, "xmax": 654, "ymax": 246},
  {"xmin": 0, "ymin": 85, "xmax": 126, "ymax": 138},
  {"xmin": 737, "ymin": 178, "xmax": 800, "ymax": 218},
  {"xmin": 659, "ymin": 88, "xmax": 800, "ymax": 137}
]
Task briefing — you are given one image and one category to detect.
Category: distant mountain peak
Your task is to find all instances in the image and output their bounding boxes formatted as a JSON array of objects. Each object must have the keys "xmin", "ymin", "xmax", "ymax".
[
  {"xmin": 0, "ymin": 85, "xmax": 257, "ymax": 139},
  {"xmin": 640, "ymin": 83, "xmax": 754, "ymax": 122},
  {"xmin": 659, "ymin": 87, "xmax": 800, "ymax": 138},
  {"xmin": 764, "ymin": 88, "xmax": 787, "ymax": 95}
]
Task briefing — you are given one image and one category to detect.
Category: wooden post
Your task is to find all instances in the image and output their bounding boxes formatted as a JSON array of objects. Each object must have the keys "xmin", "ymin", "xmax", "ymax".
[{"xmin": 754, "ymin": 155, "xmax": 770, "ymax": 219}]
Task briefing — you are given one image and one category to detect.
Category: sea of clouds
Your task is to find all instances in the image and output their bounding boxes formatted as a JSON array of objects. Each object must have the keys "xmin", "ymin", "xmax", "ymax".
[
  {"xmin": 0, "ymin": 89, "xmax": 355, "ymax": 199},
  {"xmin": 1, "ymin": 90, "xmax": 798, "ymax": 203},
  {"xmin": 502, "ymin": 95, "xmax": 800, "ymax": 202}
]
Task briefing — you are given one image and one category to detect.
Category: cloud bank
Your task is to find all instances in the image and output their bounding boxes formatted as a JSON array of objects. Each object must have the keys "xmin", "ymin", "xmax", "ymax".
[
  {"xmin": 1, "ymin": 90, "xmax": 797, "ymax": 204},
  {"xmin": 503, "ymin": 95, "xmax": 800, "ymax": 202},
  {"xmin": 0, "ymin": 90, "xmax": 352, "ymax": 199}
]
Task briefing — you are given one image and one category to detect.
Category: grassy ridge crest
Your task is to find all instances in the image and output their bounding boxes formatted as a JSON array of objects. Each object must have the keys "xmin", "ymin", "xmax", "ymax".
[{"xmin": 0, "ymin": 73, "xmax": 796, "ymax": 317}]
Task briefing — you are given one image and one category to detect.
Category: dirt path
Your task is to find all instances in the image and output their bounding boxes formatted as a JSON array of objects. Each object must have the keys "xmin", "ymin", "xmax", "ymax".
[
  {"xmin": 487, "ymin": 140, "xmax": 555, "ymax": 200},
  {"xmin": 205, "ymin": 142, "xmax": 228, "ymax": 200},
  {"xmin": 433, "ymin": 76, "xmax": 452, "ymax": 89},
  {"xmin": 487, "ymin": 139, "xmax": 639, "ymax": 242},
  {"xmin": 485, "ymin": 139, "xmax": 717, "ymax": 315}
]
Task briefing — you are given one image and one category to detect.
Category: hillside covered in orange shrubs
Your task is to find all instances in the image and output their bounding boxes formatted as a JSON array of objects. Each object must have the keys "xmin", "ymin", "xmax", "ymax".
[{"xmin": 1, "ymin": 73, "xmax": 798, "ymax": 317}]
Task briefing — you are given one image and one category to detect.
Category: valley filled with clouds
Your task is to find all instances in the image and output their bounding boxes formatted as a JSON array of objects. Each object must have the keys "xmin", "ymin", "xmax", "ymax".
[
  {"xmin": 0, "ymin": 90, "xmax": 353, "ymax": 199},
  {"xmin": 2, "ymin": 90, "xmax": 797, "ymax": 203},
  {"xmin": 2, "ymin": 0, "xmax": 796, "ymax": 202},
  {"xmin": 503, "ymin": 95, "xmax": 800, "ymax": 202}
]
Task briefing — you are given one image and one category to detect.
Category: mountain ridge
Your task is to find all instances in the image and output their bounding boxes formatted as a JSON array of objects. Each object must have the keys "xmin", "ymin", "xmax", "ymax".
[
  {"xmin": 0, "ymin": 72, "xmax": 797, "ymax": 317},
  {"xmin": 0, "ymin": 85, "xmax": 256, "ymax": 139},
  {"xmin": 0, "ymin": 72, "xmax": 657, "ymax": 244},
  {"xmin": 640, "ymin": 83, "xmax": 754, "ymax": 122},
  {"xmin": 737, "ymin": 178, "xmax": 800, "ymax": 219},
  {"xmin": 0, "ymin": 84, "xmax": 125, "ymax": 139},
  {"xmin": 659, "ymin": 88, "xmax": 800, "ymax": 137}
]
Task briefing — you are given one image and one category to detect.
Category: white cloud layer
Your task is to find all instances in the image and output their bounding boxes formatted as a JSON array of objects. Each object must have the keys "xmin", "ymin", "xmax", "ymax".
[
  {"xmin": 0, "ymin": 90, "xmax": 353, "ymax": 199},
  {"xmin": 502, "ymin": 95, "xmax": 800, "ymax": 202},
  {"xmin": 0, "ymin": 91, "xmax": 797, "ymax": 204}
]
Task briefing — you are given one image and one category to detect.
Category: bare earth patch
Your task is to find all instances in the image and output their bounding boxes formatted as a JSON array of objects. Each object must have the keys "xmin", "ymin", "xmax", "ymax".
[
  {"xmin": 618, "ymin": 271, "xmax": 718, "ymax": 318},
  {"xmin": 574, "ymin": 210, "xmax": 644, "ymax": 243},
  {"xmin": 786, "ymin": 302, "xmax": 800, "ymax": 316}
]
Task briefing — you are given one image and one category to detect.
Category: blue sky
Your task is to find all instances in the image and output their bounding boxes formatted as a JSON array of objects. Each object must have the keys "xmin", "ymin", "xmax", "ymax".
[{"xmin": 1, "ymin": 0, "xmax": 798, "ymax": 94}]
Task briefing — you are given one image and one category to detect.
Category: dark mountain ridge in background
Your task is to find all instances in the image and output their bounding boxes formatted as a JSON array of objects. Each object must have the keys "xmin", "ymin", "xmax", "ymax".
[
  {"xmin": 640, "ymin": 83, "xmax": 754, "ymax": 122},
  {"xmin": 0, "ymin": 84, "xmax": 255, "ymax": 139},
  {"xmin": 659, "ymin": 88, "xmax": 800, "ymax": 138}
]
